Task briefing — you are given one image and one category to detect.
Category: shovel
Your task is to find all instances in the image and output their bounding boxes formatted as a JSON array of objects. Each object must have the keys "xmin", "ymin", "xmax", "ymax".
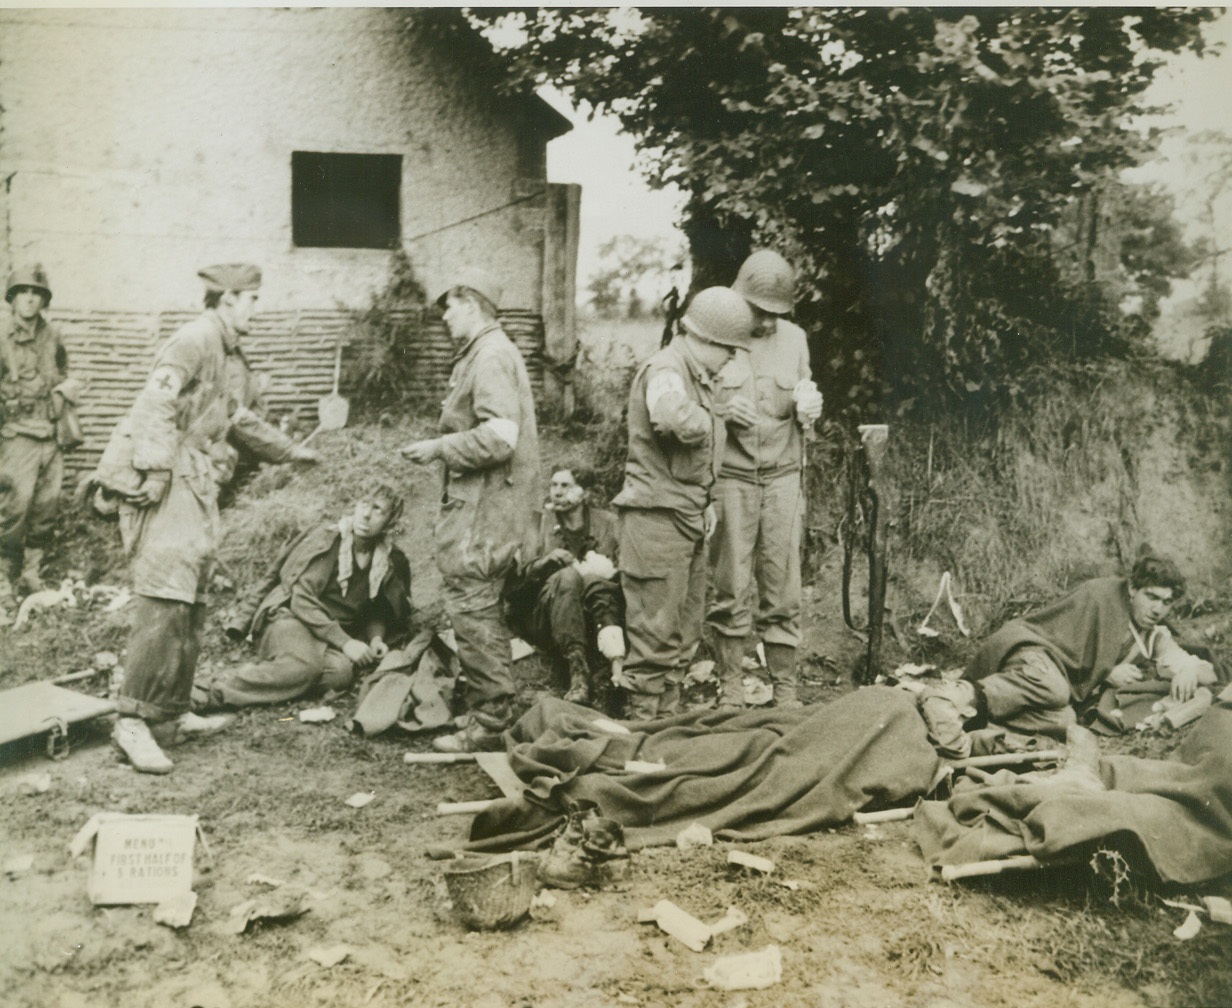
[{"xmin": 303, "ymin": 340, "xmax": 349, "ymax": 444}]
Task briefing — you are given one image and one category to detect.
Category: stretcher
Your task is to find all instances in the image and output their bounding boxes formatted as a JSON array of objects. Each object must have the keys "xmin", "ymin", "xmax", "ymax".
[{"xmin": 0, "ymin": 681, "xmax": 116, "ymax": 758}]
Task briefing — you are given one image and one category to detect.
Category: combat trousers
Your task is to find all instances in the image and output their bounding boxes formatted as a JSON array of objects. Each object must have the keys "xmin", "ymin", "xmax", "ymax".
[
  {"xmin": 528, "ymin": 566, "xmax": 622, "ymax": 666},
  {"xmin": 977, "ymin": 645, "xmax": 1077, "ymax": 738},
  {"xmin": 198, "ymin": 613, "xmax": 355, "ymax": 710},
  {"xmin": 442, "ymin": 578, "xmax": 515, "ymax": 724},
  {"xmin": 619, "ymin": 508, "xmax": 706, "ymax": 716},
  {"xmin": 116, "ymin": 595, "xmax": 207, "ymax": 722},
  {"xmin": 0, "ymin": 434, "xmax": 62, "ymax": 577},
  {"xmin": 706, "ymin": 470, "xmax": 803, "ymax": 647}
]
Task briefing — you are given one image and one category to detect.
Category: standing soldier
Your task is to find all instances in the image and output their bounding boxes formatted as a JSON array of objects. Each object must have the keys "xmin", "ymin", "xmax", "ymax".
[
  {"xmin": 92, "ymin": 263, "xmax": 314, "ymax": 774},
  {"xmin": 708, "ymin": 250, "xmax": 823, "ymax": 709},
  {"xmin": 0, "ymin": 265, "xmax": 83, "ymax": 620},
  {"xmin": 400, "ymin": 269, "xmax": 539, "ymax": 753},
  {"xmin": 613, "ymin": 287, "xmax": 754, "ymax": 720}
]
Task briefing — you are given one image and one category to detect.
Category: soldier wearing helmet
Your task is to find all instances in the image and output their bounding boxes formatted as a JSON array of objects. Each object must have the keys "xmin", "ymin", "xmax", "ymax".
[
  {"xmin": 0, "ymin": 264, "xmax": 83, "ymax": 620},
  {"xmin": 400, "ymin": 268, "xmax": 541, "ymax": 753},
  {"xmin": 612, "ymin": 286, "xmax": 755, "ymax": 719},
  {"xmin": 707, "ymin": 250, "xmax": 823, "ymax": 709},
  {"xmin": 95, "ymin": 263, "xmax": 307, "ymax": 774}
]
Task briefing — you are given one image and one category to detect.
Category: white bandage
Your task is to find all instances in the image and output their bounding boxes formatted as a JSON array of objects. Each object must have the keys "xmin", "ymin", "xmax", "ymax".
[
  {"xmin": 793, "ymin": 379, "xmax": 823, "ymax": 422},
  {"xmin": 574, "ymin": 550, "xmax": 616, "ymax": 582},
  {"xmin": 646, "ymin": 370, "xmax": 686, "ymax": 413},
  {"xmin": 597, "ymin": 625, "xmax": 626, "ymax": 660},
  {"xmin": 483, "ymin": 417, "xmax": 519, "ymax": 450}
]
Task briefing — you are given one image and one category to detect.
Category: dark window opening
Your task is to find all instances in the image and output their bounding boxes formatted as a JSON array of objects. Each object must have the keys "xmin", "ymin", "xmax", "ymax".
[{"xmin": 292, "ymin": 151, "xmax": 401, "ymax": 249}]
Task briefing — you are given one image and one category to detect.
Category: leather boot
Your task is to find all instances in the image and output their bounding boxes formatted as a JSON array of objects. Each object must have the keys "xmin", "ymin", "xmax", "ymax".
[
  {"xmin": 713, "ymin": 634, "xmax": 747, "ymax": 710},
  {"xmin": 562, "ymin": 645, "xmax": 591, "ymax": 705},
  {"xmin": 18, "ymin": 547, "xmax": 45, "ymax": 594},
  {"xmin": 764, "ymin": 642, "xmax": 803, "ymax": 709}
]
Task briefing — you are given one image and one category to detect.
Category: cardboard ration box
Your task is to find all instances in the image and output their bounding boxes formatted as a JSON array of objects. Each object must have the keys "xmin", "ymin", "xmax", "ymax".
[{"xmin": 71, "ymin": 813, "xmax": 199, "ymax": 906}]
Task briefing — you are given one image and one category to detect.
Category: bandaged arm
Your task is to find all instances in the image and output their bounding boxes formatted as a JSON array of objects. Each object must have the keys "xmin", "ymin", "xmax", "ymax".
[
  {"xmin": 1151, "ymin": 625, "xmax": 1216, "ymax": 685},
  {"xmin": 437, "ymin": 349, "xmax": 521, "ymax": 472},
  {"xmin": 646, "ymin": 367, "xmax": 709, "ymax": 444}
]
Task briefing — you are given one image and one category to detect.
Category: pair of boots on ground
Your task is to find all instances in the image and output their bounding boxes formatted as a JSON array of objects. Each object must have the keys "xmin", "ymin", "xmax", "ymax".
[
  {"xmin": 112, "ymin": 710, "xmax": 235, "ymax": 775},
  {"xmin": 538, "ymin": 799, "xmax": 631, "ymax": 890},
  {"xmin": 712, "ymin": 636, "xmax": 802, "ymax": 711}
]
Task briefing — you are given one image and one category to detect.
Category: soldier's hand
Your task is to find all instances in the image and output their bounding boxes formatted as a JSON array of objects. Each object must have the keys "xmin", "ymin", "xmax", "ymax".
[
  {"xmin": 369, "ymin": 636, "xmax": 390, "ymax": 662},
  {"xmin": 703, "ymin": 503, "xmax": 718, "ymax": 543},
  {"xmin": 720, "ymin": 395, "xmax": 758, "ymax": 428},
  {"xmin": 1106, "ymin": 662, "xmax": 1144, "ymax": 688},
  {"xmin": 399, "ymin": 439, "xmax": 442, "ymax": 464},
  {"xmin": 343, "ymin": 638, "xmax": 373, "ymax": 666},
  {"xmin": 129, "ymin": 471, "xmax": 170, "ymax": 508},
  {"xmin": 1170, "ymin": 666, "xmax": 1199, "ymax": 703},
  {"xmin": 534, "ymin": 548, "xmax": 574, "ymax": 577}
]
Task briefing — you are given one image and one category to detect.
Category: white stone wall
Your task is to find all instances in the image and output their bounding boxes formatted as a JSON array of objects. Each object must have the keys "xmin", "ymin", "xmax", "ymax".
[{"xmin": 0, "ymin": 7, "xmax": 559, "ymax": 312}]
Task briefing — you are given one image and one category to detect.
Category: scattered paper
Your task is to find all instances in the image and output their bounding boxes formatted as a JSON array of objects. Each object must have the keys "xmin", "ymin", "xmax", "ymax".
[
  {"xmin": 154, "ymin": 891, "xmax": 198, "ymax": 928},
  {"xmin": 306, "ymin": 945, "xmax": 350, "ymax": 967},
  {"xmin": 591, "ymin": 718, "xmax": 631, "ymax": 736},
  {"xmin": 641, "ymin": 900, "xmax": 711, "ymax": 952},
  {"xmin": 707, "ymin": 906, "xmax": 748, "ymax": 936},
  {"xmin": 298, "ymin": 706, "xmax": 336, "ymax": 723},
  {"xmin": 510, "ymin": 637, "xmax": 536, "ymax": 661},
  {"xmin": 16, "ymin": 773, "xmax": 51, "ymax": 796},
  {"xmin": 345, "ymin": 792, "xmax": 376, "ymax": 809},
  {"xmin": 676, "ymin": 822, "xmax": 713, "ymax": 850},
  {"xmin": 1204, "ymin": 896, "xmax": 1232, "ymax": 925},
  {"xmin": 703, "ymin": 945, "xmax": 783, "ymax": 990},
  {"xmin": 93, "ymin": 651, "xmax": 119, "ymax": 670},
  {"xmin": 728, "ymin": 850, "xmax": 775, "ymax": 874},
  {"xmin": 3, "ymin": 854, "xmax": 34, "ymax": 877},
  {"xmin": 625, "ymin": 760, "xmax": 667, "ymax": 774},
  {"xmin": 891, "ymin": 663, "xmax": 935, "ymax": 679},
  {"xmin": 223, "ymin": 886, "xmax": 310, "ymax": 935},
  {"xmin": 742, "ymin": 677, "xmax": 773, "ymax": 706},
  {"xmin": 1174, "ymin": 911, "xmax": 1202, "ymax": 940}
]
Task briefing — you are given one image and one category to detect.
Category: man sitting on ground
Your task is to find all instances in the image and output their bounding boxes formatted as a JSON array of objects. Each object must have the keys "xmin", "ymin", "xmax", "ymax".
[
  {"xmin": 504, "ymin": 466, "xmax": 625, "ymax": 707},
  {"xmin": 195, "ymin": 487, "xmax": 412, "ymax": 710},
  {"xmin": 919, "ymin": 554, "xmax": 1217, "ymax": 758}
]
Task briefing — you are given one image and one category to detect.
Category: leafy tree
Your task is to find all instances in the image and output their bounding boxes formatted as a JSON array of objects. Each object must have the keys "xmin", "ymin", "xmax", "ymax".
[
  {"xmin": 586, "ymin": 234, "xmax": 686, "ymax": 318},
  {"xmin": 471, "ymin": 6, "xmax": 1215, "ymax": 416}
]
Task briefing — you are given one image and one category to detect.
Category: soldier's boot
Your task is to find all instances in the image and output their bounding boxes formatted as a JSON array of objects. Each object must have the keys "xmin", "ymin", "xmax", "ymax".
[
  {"xmin": 17, "ymin": 547, "xmax": 45, "ymax": 595},
  {"xmin": 433, "ymin": 701, "xmax": 512, "ymax": 754},
  {"xmin": 765, "ymin": 642, "xmax": 803, "ymax": 709},
  {"xmin": 713, "ymin": 634, "xmax": 747, "ymax": 710},
  {"xmin": 112, "ymin": 717, "xmax": 174, "ymax": 775},
  {"xmin": 562, "ymin": 645, "xmax": 591, "ymax": 706}
]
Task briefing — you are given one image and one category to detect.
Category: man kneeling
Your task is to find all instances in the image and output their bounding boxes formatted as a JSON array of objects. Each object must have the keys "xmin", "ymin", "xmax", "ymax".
[
  {"xmin": 920, "ymin": 554, "xmax": 1217, "ymax": 758},
  {"xmin": 196, "ymin": 487, "xmax": 412, "ymax": 710}
]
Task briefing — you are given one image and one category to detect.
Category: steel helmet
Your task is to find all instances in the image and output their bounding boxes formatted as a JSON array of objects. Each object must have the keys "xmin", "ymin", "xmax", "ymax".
[
  {"xmin": 681, "ymin": 286, "xmax": 755, "ymax": 349},
  {"xmin": 732, "ymin": 249, "xmax": 794, "ymax": 315},
  {"xmin": 6, "ymin": 264, "xmax": 52, "ymax": 305}
]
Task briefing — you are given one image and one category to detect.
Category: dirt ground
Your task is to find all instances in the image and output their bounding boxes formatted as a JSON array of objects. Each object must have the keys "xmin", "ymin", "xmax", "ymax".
[{"xmin": 2, "ymin": 420, "xmax": 1231, "ymax": 1008}]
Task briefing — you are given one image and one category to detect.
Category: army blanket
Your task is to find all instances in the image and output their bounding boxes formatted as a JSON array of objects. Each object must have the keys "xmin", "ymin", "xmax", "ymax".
[
  {"xmin": 462, "ymin": 686, "xmax": 941, "ymax": 852},
  {"xmin": 915, "ymin": 701, "xmax": 1232, "ymax": 885}
]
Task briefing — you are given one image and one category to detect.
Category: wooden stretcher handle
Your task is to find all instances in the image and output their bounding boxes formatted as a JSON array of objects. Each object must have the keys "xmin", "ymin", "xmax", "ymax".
[
  {"xmin": 435, "ymin": 800, "xmax": 496, "ymax": 816},
  {"xmin": 404, "ymin": 752, "xmax": 478, "ymax": 764},
  {"xmin": 949, "ymin": 749, "xmax": 1064, "ymax": 770}
]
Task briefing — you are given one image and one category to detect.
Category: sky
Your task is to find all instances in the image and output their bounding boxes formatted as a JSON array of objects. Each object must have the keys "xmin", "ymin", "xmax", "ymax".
[{"xmin": 543, "ymin": 7, "xmax": 1232, "ymax": 333}]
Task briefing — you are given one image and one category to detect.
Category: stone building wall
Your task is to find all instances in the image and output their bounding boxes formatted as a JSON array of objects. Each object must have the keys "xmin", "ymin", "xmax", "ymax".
[{"xmin": 0, "ymin": 7, "xmax": 569, "ymax": 314}]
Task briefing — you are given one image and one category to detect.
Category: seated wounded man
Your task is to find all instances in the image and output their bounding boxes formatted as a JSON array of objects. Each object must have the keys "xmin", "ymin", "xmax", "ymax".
[
  {"xmin": 195, "ymin": 487, "xmax": 412, "ymax": 710},
  {"xmin": 504, "ymin": 466, "xmax": 625, "ymax": 707},
  {"xmin": 919, "ymin": 554, "xmax": 1217, "ymax": 758}
]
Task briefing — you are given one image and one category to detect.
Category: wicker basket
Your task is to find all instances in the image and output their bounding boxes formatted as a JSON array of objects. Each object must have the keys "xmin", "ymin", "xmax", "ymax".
[{"xmin": 442, "ymin": 852, "xmax": 540, "ymax": 930}]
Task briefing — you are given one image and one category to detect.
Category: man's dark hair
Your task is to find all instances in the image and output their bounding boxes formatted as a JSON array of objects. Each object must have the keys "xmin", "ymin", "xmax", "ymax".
[
  {"xmin": 1130, "ymin": 555, "xmax": 1186, "ymax": 599},
  {"xmin": 203, "ymin": 290, "xmax": 223, "ymax": 310},
  {"xmin": 551, "ymin": 463, "xmax": 596, "ymax": 491}
]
